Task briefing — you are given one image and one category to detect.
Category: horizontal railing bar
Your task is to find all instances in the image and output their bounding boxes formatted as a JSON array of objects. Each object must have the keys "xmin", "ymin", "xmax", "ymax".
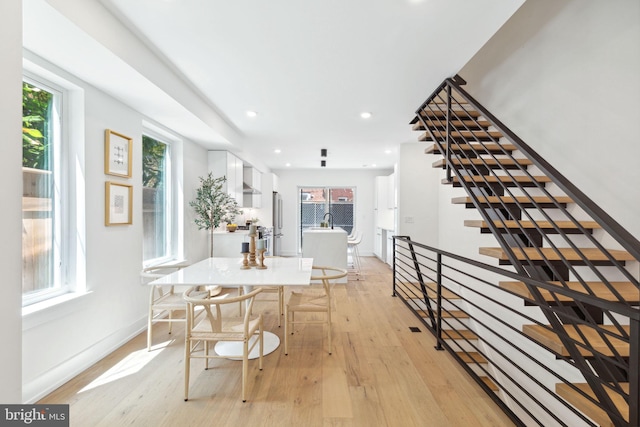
[{"xmin": 394, "ymin": 236, "xmax": 639, "ymax": 320}]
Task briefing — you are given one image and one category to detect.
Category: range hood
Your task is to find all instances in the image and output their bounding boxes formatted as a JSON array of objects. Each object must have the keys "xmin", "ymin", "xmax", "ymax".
[{"xmin": 243, "ymin": 182, "xmax": 261, "ymax": 194}]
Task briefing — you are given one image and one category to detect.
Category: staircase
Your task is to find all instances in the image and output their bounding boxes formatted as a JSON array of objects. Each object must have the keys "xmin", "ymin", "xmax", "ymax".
[{"xmin": 405, "ymin": 76, "xmax": 639, "ymax": 427}]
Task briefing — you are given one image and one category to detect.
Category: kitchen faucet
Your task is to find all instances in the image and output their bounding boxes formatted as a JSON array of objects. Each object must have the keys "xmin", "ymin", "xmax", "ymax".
[{"xmin": 323, "ymin": 212, "xmax": 334, "ymax": 229}]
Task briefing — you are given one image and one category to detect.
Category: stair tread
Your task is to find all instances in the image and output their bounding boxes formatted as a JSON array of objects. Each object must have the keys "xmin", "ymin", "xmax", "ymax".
[
  {"xmin": 417, "ymin": 109, "xmax": 481, "ymax": 119},
  {"xmin": 432, "ymin": 158, "xmax": 533, "ymax": 168},
  {"xmin": 420, "ymin": 130, "xmax": 503, "ymax": 141},
  {"xmin": 481, "ymin": 376, "xmax": 500, "ymax": 391},
  {"xmin": 452, "ymin": 195, "xmax": 574, "ymax": 206},
  {"xmin": 479, "ymin": 247, "xmax": 635, "ymax": 262},
  {"xmin": 556, "ymin": 382, "xmax": 629, "ymax": 426},
  {"xmin": 523, "ymin": 324, "xmax": 630, "ymax": 357},
  {"xmin": 404, "ymin": 282, "xmax": 461, "ymax": 299},
  {"xmin": 456, "ymin": 351, "xmax": 487, "ymax": 364},
  {"xmin": 412, "ymin": 119, "xmax": 491, "ymax": 131},
  {"xmin": 499, "ymin": 281, "xmax": 639, "ymax": 303},
  {"xmin": 425, "ymin": 143, "xmax": 516, "ymax": 154},
  {"xmin": 443, "ymin": 329, "xmax": 478, "ymax": 340},
  {"xmin": 465, "ymin": 220, "xmax": 602, "ymax": 230},
  {"xmin": 448, "ymin": 175, "xmax": 552, "ymax": 184},
  {"xmin": 417, "ymin": 309, "xmax": 469, "ymax": 319}
]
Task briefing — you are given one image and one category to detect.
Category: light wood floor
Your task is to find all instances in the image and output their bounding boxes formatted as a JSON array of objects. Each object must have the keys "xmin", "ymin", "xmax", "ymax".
[{"xmin": 39, "ymin": 257, "xmax": 515, "ymax": 427}]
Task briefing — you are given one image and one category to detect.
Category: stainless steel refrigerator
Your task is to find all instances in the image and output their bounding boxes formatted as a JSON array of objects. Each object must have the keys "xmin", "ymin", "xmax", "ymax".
[{"xmin": 272, "ymin": 192, "xmax": 283, "ymax": 256}]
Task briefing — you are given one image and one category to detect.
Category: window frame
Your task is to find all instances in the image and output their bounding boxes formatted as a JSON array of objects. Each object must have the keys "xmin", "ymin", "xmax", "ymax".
[
  {"xmin": 21, "ymin": 73, "xmax": 69, "ymax": 307},
  {"xmin": 142, "ymin": 129, "xmax": 179, "ymax": 267}
]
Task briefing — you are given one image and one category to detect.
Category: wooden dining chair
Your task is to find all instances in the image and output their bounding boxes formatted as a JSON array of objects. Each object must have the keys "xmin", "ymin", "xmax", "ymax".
[
  {"xmin": 183, "ymin": 286, "xmax": 264, "ymax": 402},
  {"xmin": 141, "ymin": 262, "xmax": 191, "ymax": 351},
  {"xmin": 238, "ymin": 256, "xmax": 285, "ymax": 326},
  {"xmin": 284, "ymin": 265, "xmax": 348, "ymax": 355}
]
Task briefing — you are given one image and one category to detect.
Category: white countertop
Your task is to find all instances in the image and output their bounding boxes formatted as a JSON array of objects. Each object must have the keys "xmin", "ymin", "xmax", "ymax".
[
  {"xmin": 302, "ymin": 227, "xmax": 347, "ymax": 234},
  {"xmin": 213, "ymin": 229, "xmax": 250, "ymax": 235},
  {"xmin": 149, "ymin": 257, "xmax": 314, "ymax": 287}
]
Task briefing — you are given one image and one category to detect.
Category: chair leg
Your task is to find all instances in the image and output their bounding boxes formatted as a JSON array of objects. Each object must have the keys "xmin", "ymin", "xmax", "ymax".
[
  {"xmin": 327, "ymin": 305, "xmax": 332, "ymax": 355},
  {"xmin": 184, "ymin": 337, "xmax": 191, "ymax": 401},
  {"xmin": 242, "ymin": 340, "xmax": 248, "ymax": 402},
  {"xmin": 284, "ymin": 307, "xmax": 289, "ymax": 355},
  {"xmin": 147, "ymin": 287, "xmax": 155, "ymax": 351},
  {"xmin": 277, "ymin": 287, "xmax": 283, "ymax": 327}
]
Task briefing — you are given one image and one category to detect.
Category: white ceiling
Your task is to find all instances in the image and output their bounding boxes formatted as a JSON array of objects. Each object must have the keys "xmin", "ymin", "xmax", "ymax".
[{"xmin": 24, "ymin": 0, "xmax": 524, "ymax": 171}]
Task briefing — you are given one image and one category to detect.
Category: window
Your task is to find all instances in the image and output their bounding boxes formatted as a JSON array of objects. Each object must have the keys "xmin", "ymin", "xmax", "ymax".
[
  {"xmin": 298, "ymin": 187, "xmax": 355, "ymax": 251},
  {"xmin": 142, "ymin": 134, "xmax": 172, "ymax": 264},
  {"xmin": 22, "ymin": 79, "xmax": 65, "ymax": 305}
]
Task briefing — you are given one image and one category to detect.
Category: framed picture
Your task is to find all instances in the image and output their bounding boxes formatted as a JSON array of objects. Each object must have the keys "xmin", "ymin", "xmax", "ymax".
[
  {"xmin": 105, "ymin": 181, "xmax": 133, "ymax": 226},
  {"xmin": 105, "ymin": 129, "xmax": 132, "ymax": 178}
]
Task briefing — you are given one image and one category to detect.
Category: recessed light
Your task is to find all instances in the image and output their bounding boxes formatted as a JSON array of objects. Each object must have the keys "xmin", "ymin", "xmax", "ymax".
[
  {"xmin": 384, "ymin": 149, "xmax": 392, "ymax": 154},
  {"xmin": 360, "ymin": 112, "xmax": 372, "ymax": 119},
  {"xmin": 285, "ymin": 163, "xmax": 291, "ymax": 167},
  {"xmin": 274, "ymin": 149, "xmax": 281, "ymax": 154},
  {"xmin": 246, "ymin": 110, "xmax": 258, "ymax": 118}
]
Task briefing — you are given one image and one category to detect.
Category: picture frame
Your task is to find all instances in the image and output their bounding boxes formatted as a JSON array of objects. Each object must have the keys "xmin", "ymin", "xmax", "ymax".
[
  {"xmin": 104, "ymin": 129, "xmax": 132, "ymax": 178},
  {"xmin": 105, "ymin": 181, "xmax": 133, "ymax": 226}
]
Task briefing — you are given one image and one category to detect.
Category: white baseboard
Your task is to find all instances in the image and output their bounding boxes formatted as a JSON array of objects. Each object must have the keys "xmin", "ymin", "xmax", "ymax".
[{"xmin": 23, "ymin": 316, "xmax": 147, "ymax": 403}]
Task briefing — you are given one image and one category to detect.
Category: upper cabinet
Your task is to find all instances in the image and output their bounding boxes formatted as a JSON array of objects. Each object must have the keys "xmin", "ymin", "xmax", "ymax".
[
  {"xmin": 208, "ymin": 151, "xmax": 244, "ymax": 207},
  {"xmin": 242, "ymin": 167, "xmax": 262, "ymax": 208}
]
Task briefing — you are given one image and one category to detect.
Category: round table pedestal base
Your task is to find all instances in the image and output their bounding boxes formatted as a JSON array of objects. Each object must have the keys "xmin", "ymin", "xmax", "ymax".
[{"xmin": 214, "ymin": 331, "xmax": 280, "ymax": 360}]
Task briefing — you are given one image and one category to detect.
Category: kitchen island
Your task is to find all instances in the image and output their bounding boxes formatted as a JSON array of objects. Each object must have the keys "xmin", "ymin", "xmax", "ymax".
[{"xmin": 301, "ymin": 227, "xmax": 348, "ymax": 283}]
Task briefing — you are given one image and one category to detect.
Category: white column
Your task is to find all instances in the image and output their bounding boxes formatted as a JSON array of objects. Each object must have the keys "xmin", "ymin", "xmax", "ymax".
[{"xmin": 0, "ymin": 0, "xmax": 24, "ymax": 404}]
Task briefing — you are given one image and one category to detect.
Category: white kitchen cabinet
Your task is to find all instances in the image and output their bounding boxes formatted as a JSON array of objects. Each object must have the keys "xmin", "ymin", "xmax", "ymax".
[
  {"xmin": 242, "ymin": 167, "xmax": 262, "ymax": 208},
  {"xmin": 208, "ymin": 151, "xmax": 244, "ymax": 206},
  {"xmin": 212, "ymin": 230, "xmax": 249, "ymax": 257},
  {"xmin": 374, "ymin": 227, "xmax": 382, "ymax": 259},
  {"xmin": 387, "ymin": 172, "xmax": 396, "ymax": 209},
  {"xmin": 302, "ymin": 228, "xmax": 348, "ymax": 283},
  {"xmin": 386, "ymin": 234, "xmax": 394, "ymax": 267}
]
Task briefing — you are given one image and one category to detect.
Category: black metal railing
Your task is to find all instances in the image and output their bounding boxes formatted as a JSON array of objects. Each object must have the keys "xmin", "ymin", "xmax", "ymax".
[
  {"xmin": 392, "ymin": 236, "xmax": 638, "ymax": 427},
  {"xmin": 407, "ymin": 76, "xmax": 640, "ymax": 427}
]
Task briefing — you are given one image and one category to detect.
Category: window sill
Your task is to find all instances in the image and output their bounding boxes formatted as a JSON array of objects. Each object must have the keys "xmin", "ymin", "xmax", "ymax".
[{"xmin": 22, "ymin": 291, "xmax": 93, "ymax": 331}]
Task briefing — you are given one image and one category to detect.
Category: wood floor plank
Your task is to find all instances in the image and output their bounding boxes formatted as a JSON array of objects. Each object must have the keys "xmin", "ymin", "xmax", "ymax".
[{"xmin": 38, "ymin": 257, "xmax": 514, "ymax": 427}]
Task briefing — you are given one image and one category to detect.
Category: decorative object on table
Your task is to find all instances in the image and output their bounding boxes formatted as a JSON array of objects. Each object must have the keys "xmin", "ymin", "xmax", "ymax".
[
  {"xmin": 190, "ymin": 173, "xmax": 243, "ymax": 257},
  {"xmin": 105, "ymin": 181, "xmax": 133, "ymax": 226},
  {"xmin": 256, "ymin": 249, "xmax": 267, "ymax": 269},
  {"xmin": 104, "ymin": 129, "xmax": 132, "ymax": 178},
  {"xmin": 241, "ymin": 242, "xmax": 250, "ymax": 269},
  {"xmin": 248, "ymin": 228, "xmax": 258, "ymax": 267},
  {"xmin": 226, "ymin": 223, "xmax": 238, "ymax": 232}
]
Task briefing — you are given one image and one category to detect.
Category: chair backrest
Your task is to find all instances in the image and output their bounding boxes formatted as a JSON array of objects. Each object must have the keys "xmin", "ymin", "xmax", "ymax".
[
  {"xmin": 310, "ymin": 266, "xmax": 348, "ymax": 297},
  {"xmin": 348, "ymin": 231, "xmax": 362, "ymax": 245},
  {"xmin": 141, "ymin": 262, "xmax": 190, "ymax": 282},
  {"xmin": 183, "ymin": 287, "xmax": 263, "ymax": 334}
]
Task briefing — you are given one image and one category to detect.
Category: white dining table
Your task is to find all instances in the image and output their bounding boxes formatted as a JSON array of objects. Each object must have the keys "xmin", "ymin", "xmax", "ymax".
[{"xmin": 149, "ymin": 256, "xmax": 314, "ymax": 358}]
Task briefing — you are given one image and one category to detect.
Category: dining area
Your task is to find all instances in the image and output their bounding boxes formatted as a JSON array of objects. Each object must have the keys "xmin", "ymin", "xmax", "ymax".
[
  {"xmin": 38, "ymin": 257, "xmax": 514, "ymax": 427},
  {"xmin": 145, "ymin": 256, "xmax": 347, "ymax": 402}
]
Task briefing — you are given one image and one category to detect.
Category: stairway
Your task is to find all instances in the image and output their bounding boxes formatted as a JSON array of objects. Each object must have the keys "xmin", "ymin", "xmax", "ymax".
[{"xmin": 411, "ymin": 76, "xmax": 639, "ymax": 427}]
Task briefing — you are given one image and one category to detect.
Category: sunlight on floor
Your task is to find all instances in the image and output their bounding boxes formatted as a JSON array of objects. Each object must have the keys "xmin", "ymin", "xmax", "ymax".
[{"xmin": 78, "ymin": 340, "xmax": 171, "ymax": 393}]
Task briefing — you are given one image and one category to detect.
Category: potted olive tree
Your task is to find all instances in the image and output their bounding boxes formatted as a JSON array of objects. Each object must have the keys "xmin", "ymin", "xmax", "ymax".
[{"xmin": 190, "ymin": 173, "xmax": 242, "ymax": 257}]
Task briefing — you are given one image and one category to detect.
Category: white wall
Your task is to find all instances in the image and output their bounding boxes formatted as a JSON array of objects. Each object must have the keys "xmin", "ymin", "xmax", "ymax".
[
  {"xmin": 397, "ymin": 143, "xmax": 441, "ymax": 246},
  {"xmin": 19, "ymin": 53, "xmax": 209, "ymax": 403},
  {"xmin": 459, "ymin": 0, "xmax": 640, "ymax": 242},
  {"xmin": 0, "ymin": 0, "xmax": 24, "ymax": 404},
  {"xmin": 271, "ymin": 169, "xmax": 383, "ymax": 257}
]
